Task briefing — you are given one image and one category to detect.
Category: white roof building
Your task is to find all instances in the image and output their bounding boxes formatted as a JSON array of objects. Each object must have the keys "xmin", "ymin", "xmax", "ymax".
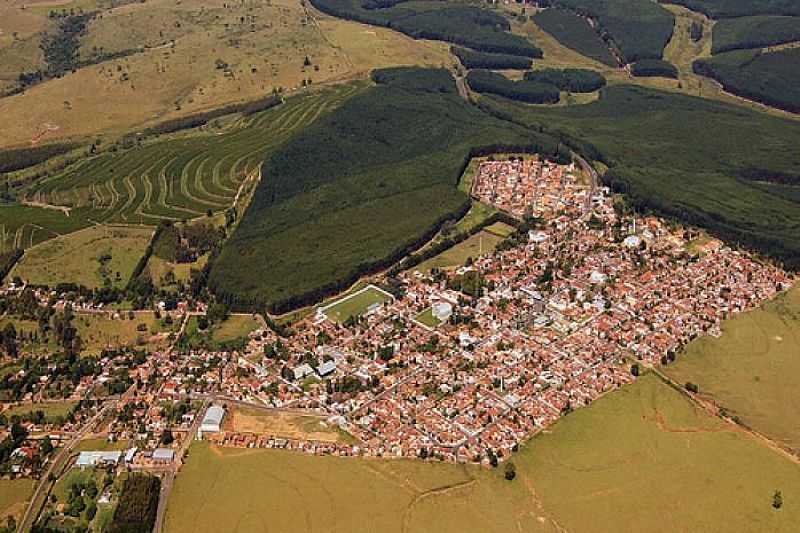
[
  {"xmin": 76, "ymin": 451, "xmax": 122, "ymax": 469},
  {"xmin": 199, "ymin": 405, "xmax": 225, "ymax": 436}
]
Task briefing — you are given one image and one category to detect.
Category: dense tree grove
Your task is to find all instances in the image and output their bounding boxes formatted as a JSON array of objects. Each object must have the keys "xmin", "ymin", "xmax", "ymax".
[
  {"xmin": 466, "ymin": 70, "xmax": 561, "ymax": 104},
  {"xmin": 0, "ymin": 143, "xmax": 79, "ymax": 174},
  {"xmin": 142, "ymin": 94, "xmax": 282, "ymax": 136},
  {"xmin": 107, "ymin": 473, "xmax": 160, "ymax": 533},
  {"xmin": 451, "ymin": 47, "xmax": 533, "ymax": 70},
  {"xmin": 629, "ymin": 59, "xmax": 678, "ymax": 78},
  {"xmin": 524, "ymin": 68, "xmax": 607, "ymax": 92}
]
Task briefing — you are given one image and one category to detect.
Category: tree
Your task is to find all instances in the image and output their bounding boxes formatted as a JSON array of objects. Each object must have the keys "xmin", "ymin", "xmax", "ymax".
[
  {"xmin": 504, "ymin": 461, "xmax": 516, "ymax": 481},
  {"xmin": 630, "ymin": 363, "xmax": 640, "ymax": 377},
  {"xmin": 773, "ymin": 490, "xmax": 783, "ymax": 509},
  {"xmin": 40, "ymin": 435, "xmax": 53, "ymax": 455},
  {"xmin": 161, "ymin": 429, "xmax": 174, "ymax": 445}
]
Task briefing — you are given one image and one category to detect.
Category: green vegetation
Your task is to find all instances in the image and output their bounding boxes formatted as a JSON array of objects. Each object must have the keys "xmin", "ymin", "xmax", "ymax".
[
  {"xmin": 12, "ymin": 225, "xmax": 153, "ymax": 289},
  {"xmin": 211, "ymin": 68, "xmax": 563, "ymax": 313},
  {"xmin": 451, "ymin": 46, "xmax": 532, "ymax": 70},
  {"xmin": 630, "ymin": 58, "xmax": 679, "ymax": 78},
  {"xmin": 309, "ymin": 0, "xmax": 542, "ymax": 57},
  {"xmin": 0, "ymin": 205, "xmax": 91, "ymax": 252},
  {"xmin": 466, "ymin": 70, "xmax": 560, "ymax": 104},
  {"xmin": 414, "ymin": 307, "xmax": 444, "ymax": 328},
  {"xmin": 179, "ymin": 314, "xmax": 259, "ymax": 352},
  {"xmin": 0, "ymin": 478, "xmax": 34, "ymax": 524},
  {"xmin": 533, "ymin": 8, "xmax": 618, "ymax": 66},
  {"xmin": 524, "ymin": 68, "xmax": 606, "ymax": 92},
  {"xmin": 5, "ymin": 401, "xmax": 76, "ymax": 424},
  {"xmin": 108, "ymin": 473, "xmax": 159, "ymax": 533},
  {"xmin": 665, "ymin": 286, "xmax": 800, "ymax": 454},
  {"xmin": 20, "ymin": 83, "xmax": 362, "ymax": 230},
  {"xmin": 711, "ymin": 15, "xmax": 800, "ymax": 53},
  {"xmin": 415, "ymin": 229, "xmax": 505, "ymax": 273},
  {"xmin": 320, "ymin": 286, "xmax": 394, "ymax": 324},
  {"xmin": 663, "ymin": 0, "xmax": 800, "ymax": 18},
  {"xmin": 0, "ymin": 142, "xmax": 79, "ymax": 174},
  {"xmin": 164, "ymin": 373, "xmax": 800, "ymax": 532},
  {"xmin": 480, "ymin": 84, "xmax": 800, "ymax": 268},
  {"xmin": 553, "ymin": 0, "xmax": 675, "ymax": 63},
  {"xmin": 693, "ymin": 48, "xmax": 800, "ymax": 113}
]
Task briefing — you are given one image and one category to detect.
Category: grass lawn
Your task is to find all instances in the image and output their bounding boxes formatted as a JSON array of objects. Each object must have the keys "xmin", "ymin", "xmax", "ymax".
[
  {"xmin": 414, "ymin": 308, "xmax": 443, "ymax": 328},
  {"xmin": 212, "ymin": 315, "xmax": 261, "ymax": 342},
  {"xmin": 665, "ymin": 285, "xmax": 800, "ymax": 454},
  {"xmin": 416, "ymin": 230, "xmax": 505, "ymax": 273},
  {"xmin": 5, "ymin": 401, "xmax": 76, "ymax": 421},
  {"xmin": 0, "ymin": 478, "xmax": 35, "ymax": 522},
  {"xmin": 12, "ymin": 225, "xmax": 154, "ymax": 289},
  {"xmin": 75, "ymin": 438, "xmax": 129, "ymax": 452},
  {"xmin": 165, "ymin": 373, "xmax": 800, "ymax": 532},
  {"xmin": 318, "ymin": 285, "xmax": 394, "ymax": 323}
]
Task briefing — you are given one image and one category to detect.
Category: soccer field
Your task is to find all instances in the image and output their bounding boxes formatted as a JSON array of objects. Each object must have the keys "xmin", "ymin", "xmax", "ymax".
[{"xmin": 318, "ymin": 285, "xmax": 394, "ymax": 323}]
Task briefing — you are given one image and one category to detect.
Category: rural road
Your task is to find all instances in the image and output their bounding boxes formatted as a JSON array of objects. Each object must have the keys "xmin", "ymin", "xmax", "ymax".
[{"xmin": 18, "ymin": 385, "xmax": 134, "ymax": 532}]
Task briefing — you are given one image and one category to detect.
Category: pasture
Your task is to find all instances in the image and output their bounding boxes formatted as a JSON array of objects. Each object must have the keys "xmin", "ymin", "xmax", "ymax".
[
  {"xmin": 665, "ymin": 285, "xmax": 800, "ymax": 455},
  {"xmin": 11, "ymin": 225, "xmax": 153, "ymax": 289},
  {"xmin": 0, "ymin": 0, "xmax": 450, "ymax": 148},
  {"xmin": 0, "ymin": 478, "xmax": 35, "ymax": 523},
  {"xmin": 319, "ymin": 285, "xmax": 394, "ymax": 323},
  {"xmin": 164, "ymin": 373, "xmax": 800, "ymax": 533}
]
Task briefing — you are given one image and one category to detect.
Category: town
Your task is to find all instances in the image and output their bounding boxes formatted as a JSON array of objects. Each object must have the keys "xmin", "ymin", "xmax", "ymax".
[{"xmin": 0, "ymin": 155, "xmax": 792, "ymax": 530}]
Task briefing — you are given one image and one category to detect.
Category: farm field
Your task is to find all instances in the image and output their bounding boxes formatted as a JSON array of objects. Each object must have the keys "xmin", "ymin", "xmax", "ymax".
[
  {"xmin": 693, "ymin": 47, "xmax": 800, "ymax": 113},
  {"xmin": 165, "ymin": 373, "xmax": 800, "ymax": 533},
  {"xmin": 0, "ymin": 0, "xmax": 451, "ymax": 148},
  {"xmin": 664, "ymin": 285, "xmax": 800, "ymax": 455},
  {"xmin": 11, "ymin": 225, "xmax": 153, "ymax": 289},
  {"xmin": 226, "ymin": 408, "xmax": 353, "ymax": 444},
  {"xmin": 0, "ymin": 205, "xmax": 91, "ymax": 253},
  {"xmin": 416, "ymin": 229, "xmax": 505, "ymax": 274},
  {"xmin": 319, "ymin": 285, "xmax": 394, "ymax": 323},
  {"xmin": 75, "ymin": 438, "xmax": 130, "ymax": 453},
  {"xmin": 0, "ymin": 478, "xmax": 35, "ymax": 524}
]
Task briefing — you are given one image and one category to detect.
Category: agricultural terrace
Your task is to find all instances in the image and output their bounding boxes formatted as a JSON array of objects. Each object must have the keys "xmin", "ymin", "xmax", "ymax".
[
  {"xmin": 317, "ymin": 285, "xmax": 394, "ymax": 324},
  {"xmin": 164, "ymin": 375, "xmax": 800, "ymax": 533},
  {"xmin": 665, "ymin": 285, "xmax": 800, "ymax": 455},
  {"xmin": 23, "ymin": 83, "xmax": 363, "ymax": 227},
  {"xmin": 11, "ymin": 225, "xmax": 153, "ymax": 289},
  {"xmin": 0, "ymin": 205, "xmax": 90, "ymax": 253}
]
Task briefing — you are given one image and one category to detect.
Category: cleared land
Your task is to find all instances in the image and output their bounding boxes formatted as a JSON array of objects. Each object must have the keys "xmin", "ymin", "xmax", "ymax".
[
  {"xmin": 0, "ymin": 0, "xmax": 450, "ymax": 148},
  {"xmin": 665, "ymin": 285, "xmax": 800, "ymax": 455},
  {"xmin": 180, "ymin": 314, "xmax": 260, "ymax": 351},
  {"xmin": 0, "ymin": 478, "xmax": 35, "ymax": 523},
  {"xmin": 416, "ymin": 229, "xmax": 505, "ymax": 274},
  {"xmin": 165, "ymin": 373, "xmax": 800, "ymax": 532},
  {"xmin": 320, "ymin": 285, "xmax": 393, "ymax": 323},
  {"xmin": 5, "ymin": 400, "xmax": 76, "ymax": 420},
  {"xmin": 73, "ymin": 311, "xmax": 178, "ymax": 356},
  {"xmin": 226, "ymin": 408, "xmax": 352, "ymax": 444},
  {"xmin": 11, "ymin": 224, "xmax": 153, "ymax": 288}
]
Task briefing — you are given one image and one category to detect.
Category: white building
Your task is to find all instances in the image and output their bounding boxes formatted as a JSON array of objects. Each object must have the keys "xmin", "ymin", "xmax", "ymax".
[{"xmin": 198, "ymin": 405, "xmax": 225, "ymax": 438}]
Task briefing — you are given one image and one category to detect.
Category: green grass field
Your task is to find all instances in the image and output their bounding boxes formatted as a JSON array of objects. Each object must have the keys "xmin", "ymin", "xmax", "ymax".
[
  {"xmin": 165, "ymin": 373, "xmax": 800, "ymax": 532},
  {"xmin": 5, "ymin": 400, "xmax": 76, "ymax": 420},
  {"xmin": 320, "ymin": 285, "xmax": 394, "ymax": 323},
  {"xmin": 665, "ymin": 285, "xmax": 800, "ymax": 455},
  {"xmin": 414, "ymin": 307, "xmax": 444, "ymax": 328},
  {"xmin": 11, "ymin": 224, "xmax": 153, "ymax": 289},
  {"xmin": 0, "ymin": 204, "xmax": 91, "ymax": 253},
  {"xmin": 180, "ymin": 314, "xmax": 260, "ymax": 351},
  {"xmin": 73, "ymin": 311, "xmax": 177, "ymax": 356},
  {"xmin": 416, "ymin": 229, "xmax": 505, "ymax": 274}
]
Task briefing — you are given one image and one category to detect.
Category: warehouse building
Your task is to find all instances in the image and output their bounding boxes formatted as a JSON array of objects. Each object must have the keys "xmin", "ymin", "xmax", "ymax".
[{"xmin": 197, "ymin": 405, "xmax": 225, "ymax": 439}]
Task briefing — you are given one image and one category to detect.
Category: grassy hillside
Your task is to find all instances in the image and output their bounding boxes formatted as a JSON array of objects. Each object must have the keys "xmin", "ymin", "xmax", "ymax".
[
  {"xmin": 165, "ymin": 374, "xmax": 800, "ymax": 533},
  {"xmin": 553, "ymin": 0, "xmax": 675, "ymax": 63},
  {"xmin": 210, "ymin": 68, "xmax": 561, "ymax": 313},
  {"xmin": 533, "ymin": 8, "xmax": 619, "ymax": 66},
  {"xmin": 711, "ymin": 15, "xmax": 800, "ymax": 53},
  {"xmin": 693, "ymin": 48, "xmax": 800, "ymax": 113},
  {"xmin": 663, "ymin": 0, "xmax": 800, "ymax": 18},
  {"xmin": 480, "ymin": 84, "xmax": 800, "ymax": 268}
]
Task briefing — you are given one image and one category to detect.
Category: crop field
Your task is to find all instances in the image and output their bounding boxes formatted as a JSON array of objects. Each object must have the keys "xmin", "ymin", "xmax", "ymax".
[
  {"xmin": 11, "ymin": 224, "xmax": 153, "ymax": 288},
  {"xmin": 23, "ymin": 83, "xmax": 364, "ymax": 227},
  {"xmin": 711, "ymin": 15, "xmax": 800, "ymax": 54},
  {"xmin": 0, "ymin": 204, "xmax": 91, "ymax": 253},
  {"xmin": 165, "ymin": 372, "xmax": 800, "ymax": 533},
  {"xmin": 693, "ymin": 47, "xmax": 800, "ymax": 113},
  {"xmin": 665, "ymin": 285, "xmax": 800, "ymax": 455},
  {"xmin": 0, "ymin": 0, "xmax": 450, "ymax": 148},
  {"xmin": 0, "ymin": 478, "xmax": 35, "ymax": 523},
  {"xmin": 319, "ymin": 285, "xmax": 394, "ymax": 323}
]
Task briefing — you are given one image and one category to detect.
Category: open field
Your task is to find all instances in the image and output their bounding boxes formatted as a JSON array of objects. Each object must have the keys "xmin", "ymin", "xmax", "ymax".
[
  {"xmin": 147, "ymin": 253, "xmax": 209, "ymax": 291},
  {"xmin": 75, "ymin": 437, "xmax": 130, "ymax": 452},
  {"xmin": 180, "ymin": 314, "xmax": 260, "ymax": 351},
  {"xmin": 319, "ymin": 285, "xmax": 394, "ymax": 323},
  {"xmin": 73, "ymin": 311, "xmax": 177, "ymax": 356},
  {"xmin": 11, "ymin": 224, "xmax": 153, "ymax": 289},
  {"xmin": 416, "ymin": 229, "xmax": 505, "ymax": 274},
  {"xmin": 665, "ymin": 285, "xmax": 800, "ymax": 454},
  {"xmin": 414, "ymin": 307, "xmax": 444, "ymax": 328},
  {"xmin": 0, "ymin": 478, "xmax": 35, "ymax": 523},
  {"xmin": 0, "ymin": 0, "xmax": 451, "ymax": 148},
  {"xmin": 226, "ymin": 408, "xmax": 353, "ymax": 444},
  {"xmin": 5, "ymin": 400, "xmax": 76, "ymax": 420},
  {"xmin": 165, "ymin": 373, "xmax": 800, "ymax": 532}
]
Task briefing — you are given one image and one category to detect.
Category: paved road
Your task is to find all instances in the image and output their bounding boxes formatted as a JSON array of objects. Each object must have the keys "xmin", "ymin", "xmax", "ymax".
[{"xmin": 18, "ymin": 386, "xmax": 134, "ymax": 532}]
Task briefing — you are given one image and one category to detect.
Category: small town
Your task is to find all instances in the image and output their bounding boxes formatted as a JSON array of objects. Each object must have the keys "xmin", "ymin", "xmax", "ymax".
[{"xmin": 0, "ymin": 155, "xmax": 793, "ymax": 531}]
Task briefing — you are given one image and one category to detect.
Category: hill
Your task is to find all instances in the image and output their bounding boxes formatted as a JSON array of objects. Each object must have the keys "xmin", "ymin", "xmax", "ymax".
[
  {"xmin": 662, "ymin": 0, "xmax": 800, "ymax": 18},
  {"xmin": 711, "ymin": 15, "xmax": 800, "ymax": 53}
]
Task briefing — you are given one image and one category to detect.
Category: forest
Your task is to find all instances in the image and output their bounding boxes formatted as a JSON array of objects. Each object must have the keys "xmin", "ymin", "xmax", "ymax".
[
  {"xmin": 524, "ymin": 68, "xmax": 606, "ymax": 92},
  {"xmin": 629, "ymin": 59, "xmax": 678, "ymax": 78},
  {"xmin": 108, "ymin": 473, "xmax": 160, "ymax": 533},
  {"xmin": 693, "ymin": 48, "xmax": 800, "ymax": 113},
  {"xmin": 210, "ymin": 68, "xmax": 563, "ymax": 313},
  {"xmin": 466, "ymin": 70, "xmax": 561, "ymax": 104},
  {"xmin": 661, "ymin": 0, "xmax": 800, "ymax": 18},
  {"xmin": 480, "ymin": 84, "xmax": 800, "ymax": 269},
  {"xmin": 711, "ymin": 15, "xmax": 800, "ymax": 53},
  {"xmin": 452, "ymin": 47, "xmax": 533, "ymax": 70},
  {"xmin": 309, "ymin": 0, "xmax": 542, "ymax": 57},
  {"xmin": 533, "ymin": 8, "xmax": 618, "ymax": 66}
]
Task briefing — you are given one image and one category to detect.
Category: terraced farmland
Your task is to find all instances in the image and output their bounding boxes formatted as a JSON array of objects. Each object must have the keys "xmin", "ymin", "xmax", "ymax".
[{"xmin": 23, "ymin": 83, "xmax": 364, "ymax": 227}]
